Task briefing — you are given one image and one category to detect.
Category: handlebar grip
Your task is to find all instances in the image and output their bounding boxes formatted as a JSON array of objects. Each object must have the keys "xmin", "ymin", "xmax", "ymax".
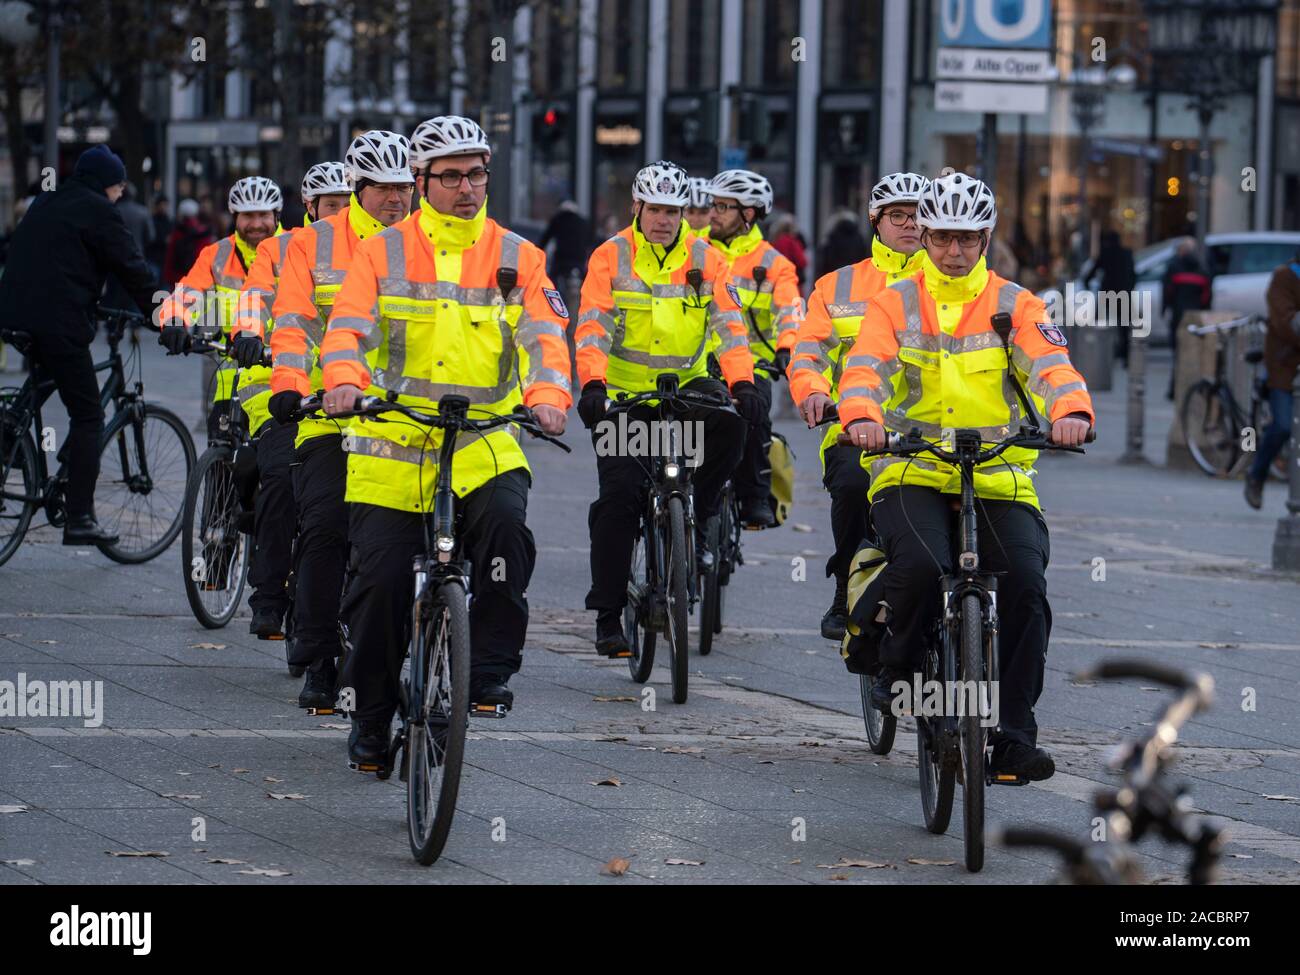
[
  {"xmin": 1081, "ymin": 658, "xmax": 1197, "ymax": 691},
  {"xmin": 998, "ymin": 826, "xmax": 1086, "ymax": 858}
]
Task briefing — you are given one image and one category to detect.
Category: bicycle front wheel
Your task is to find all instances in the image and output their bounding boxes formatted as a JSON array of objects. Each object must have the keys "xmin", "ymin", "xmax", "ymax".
[
  {"xmin": 665, "ymin": 495, "xmax": 690, "ymax": 704},
  {"xmin": 181, "ymin": 446, "xmax": 249, "ymax": 628},
  {"xmin": 959, "ymin": 593, "xmax": 986, "ymax": 873},
  {"xmin": 0, "ymin": 422, "xmax": 38, "ymax": 568},
  {"xmin": 407, "ymin": 579, "xmax": 470, "ymax": 865},
  {"xmin": 97, "ymin": 404, "xmax": 196, "ymax": 564},
  {"xmin": 625, "ymin": 528, "xmax": 657, "ymax": 683},
  {"xmin": 859, "ymin": 673, "xmax": 897, "ymax": 755},
  {"xmin": 1181, "ymin": 380, "xmax": 1238, "ymax": 477}
]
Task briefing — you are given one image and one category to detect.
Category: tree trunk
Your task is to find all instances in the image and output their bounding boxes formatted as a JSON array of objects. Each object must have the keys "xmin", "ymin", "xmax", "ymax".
[{"xmin": 110, "ymin": 69, "xmax": 148, "ymax": 188}]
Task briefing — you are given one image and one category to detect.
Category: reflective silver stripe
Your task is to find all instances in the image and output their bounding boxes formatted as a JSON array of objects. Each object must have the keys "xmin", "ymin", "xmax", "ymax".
[
  {"xmin": 833, "ymin": 265, "xmax": 855, "ymax": 306},
  {"xmin": 884, "ymin": 413, "xmax": 941, "ymax": 436},
  {"xmin": 529, "ymin": 366, "xmax": 571, "ymax": 389},
  {"xmin": 577, "ymin": 308, "xmax": 615, "ymax": 330},
  {"xmin": 499, "ymin": 231, "xmax": 522, "ymax": 273},
  {"xmin": 787, "ymin": 358, "xmax": 822, "ymax": 375},
  {"xmin": 997, "ymin": 281, "xmax": 1023, "ymax": 316},
  {"xmin": 772, "ymin": 304, "xmax": 800, "ymax": 334},
  {"xmin": 576, "ymin": 332, "xmax": 612, "ymax": 353},
  {"xmin": 843, "ymin": 353, "xmax": 900, "ymax": 379},
  {"xmin": 731, "ymin": 248, "xmax": 779, "ymax": 292},
  {"xmin": 716, "ymin": 329, "xmax": 748, "ymax": 354},
  {"xmin": 795, "ymin": 340, "xmax": 825, "ymax": 359},
  {"xmin": 315, "ymin": 268, "xmax": 347, "ymax": 285},
  {"xmin": 379, "ymin": 281, "xmax": 508, "ymax": 305},
  {"xmin": 275, "ymin": 311, "xmax": 313, "ymax": 334},
  {"xmin": 690, "ymin": 237, "xmax": 709, "ymax": 270},
  {"xmin": 321, "ymin": 347, "xmax": 364, "ymax": 366},
  {"xmin": 1042, "ymin": 379, "xmax": 1087, "ymax": 412},
  {"xmin": 274, "ymin": 351, "xmax": 309, "ymax": 372},
  {"xmin": 871, "ymin": 455, "xmax": 940, "ymax": 478},
  {"xmin": 839, "ymin": 384, "xmax": 886, "ymax": 403},
  {"xmin": 212, "ymin": 238, "xmax": 243, "ymax": 290},
  {"xmin": 896, "ymin": 279, "xmax": 932, "ymax": 350},
  {"xmin": 611, "ymin": 235, "xmax": 639, "ymax": 292},
  {"xmin": 238, "ymin": 383, "xmax": 270, "ymax": 402},
  {"xmin": 328, "ymin": 314, "xmax": 383, "ymax": 351},
  {"xmin": 517, "ymin": 316, "xmax": 572, "ymax": 392},
  {"xmin": 345, "ymin": 426, "xmax": 512, "ymax": 464},
  {"xmin": 372, "ymin": 368, "xmax": 520, "ymax": 404},
  {"xmin": 942, "ymin": 330, "xmax": 1007, "ymax": 355},
  {"xmin": 611, "ymin": 332, "xmax": 706, "ymax": 369}
]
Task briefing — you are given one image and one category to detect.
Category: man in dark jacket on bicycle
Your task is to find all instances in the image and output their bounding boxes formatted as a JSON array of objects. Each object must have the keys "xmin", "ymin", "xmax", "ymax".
[{"xmin": 0, "ymin": 145, "xmax": 158, "ymax": 544}]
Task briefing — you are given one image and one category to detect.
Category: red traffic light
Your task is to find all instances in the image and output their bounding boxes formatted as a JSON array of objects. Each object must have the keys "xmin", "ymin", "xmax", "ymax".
[{"xmin": 544, "ymin": 108, "xmax": 557, "ymax": 126}]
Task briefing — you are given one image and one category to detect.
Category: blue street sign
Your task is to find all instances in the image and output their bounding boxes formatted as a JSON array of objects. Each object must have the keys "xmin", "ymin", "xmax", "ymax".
[
  {"xmin": 721, "ymin": 146, "xmax": 748, "ymax": 170},
  {"xmin": 939, "ymin": 0, "xmax": 1052, "ymax": 49}
]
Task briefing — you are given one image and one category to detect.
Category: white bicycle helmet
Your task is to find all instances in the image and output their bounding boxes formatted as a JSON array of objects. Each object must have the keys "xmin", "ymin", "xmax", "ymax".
[
  {"xmin": 301, "ymin": 161, "xmax": 351, "ymax": 203},
  {"xmin": 345, "ymin": 130, "xmax": 414, "ymax": 186},
  {"xmin": 228, "ymin": 176, "xmax": 282, "ymax": 214},
  {"xmin": 410, "ymin": 115, "xmax": 492, "ymax": 168},
  {"xmin": 868, "ymin": 172, "xmax": 929, "ymax": 221},
  {"xmin": 686, "ymin": 177, "xmax": 712, "ymax": 209},
  {"xmin": 706, "ymin": 169, "xmax": 773, "ymax": 215},
  {"xmin": 632, "ymin": 160, "xmax": 690, "ymax": 207},
  {"xmin": 917, "ymin": 171, "xmax": 997, "ymax": 233}
]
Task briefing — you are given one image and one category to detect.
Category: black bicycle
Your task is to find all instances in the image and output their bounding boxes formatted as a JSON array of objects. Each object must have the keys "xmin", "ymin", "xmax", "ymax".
[
  {"xmin": 311, "ymin": 392, "xmax": 568, "ymax": 865},
  {"xmin": 1002, "ymin": 660, "xmax": 1222, "ymax": 884},
  {"xmin": 0, "ymin": 309, "xmax": 195, "ymax": 567},
  {"xmin": 179, "ymin": 333, "xmax": 271, "ymax": 628},
  {"xmin": 697, "ymin": 358, "xmax": 784, "ymax": 656},
  {"xmin": 1181, "ymin": 314, "xmax": 1287, "ymax": 479},
  {"xmin": 611, "ymin": 373, "xmax": 735, "ymax": 704}
]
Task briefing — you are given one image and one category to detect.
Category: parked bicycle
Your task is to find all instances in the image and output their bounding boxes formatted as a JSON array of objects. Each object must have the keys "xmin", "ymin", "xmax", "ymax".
[
  {"xmin": 306, "ymin": 391, "xmax": 569, "ymax": 865},
  {"xmin": 1002, "ymin": 660, "xmax": 1222, "ymax": 884},
  {"xmin": 1181, "ymin": 314, "xmax": 1287, "ymax": 479},
  {"xmin": 0, "ymin": 308, "xmax": 194, "ymax": 567}
]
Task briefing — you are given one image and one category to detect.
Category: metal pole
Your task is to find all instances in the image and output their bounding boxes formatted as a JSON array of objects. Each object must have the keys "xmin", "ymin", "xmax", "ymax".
[
  {"xmin": 42, "ymin": 5, "xmax": 61, "ymax": 176},
  {"xmin": 1270, "ymin": 368, "xmax": 1300, "ymax": 570},
  {"xmin": 1195, "ymin": 104, "xmax": 1212, "ymax": 247},
  {"xmin": 980, "ymin": 112, "xmax": 997, "ymax": 190},
  {"xmin": 1119, "ymin": 328, "xmax": 1148, "ymax": 464}
]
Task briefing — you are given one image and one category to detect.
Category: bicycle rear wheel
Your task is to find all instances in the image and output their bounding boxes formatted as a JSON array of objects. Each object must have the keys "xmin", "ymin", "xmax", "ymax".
[
  {"xmin": 959, "ymin": 593, "xmax": 986, "ymax": 872},
  {"xmin": 918, "ymin": 638, "xmax": 955, "ymax": 835},
  {"xmin": 665, "ymin": 495, "xmax": 690, "ymax": 704},
  {"xmin": 698, "ymin": 514, "xmax": 720, "ymax": 656},
  {"xmin": 625, "ymin": 527, "xmax": 656, "ymax": 683},
  {"xmin": 407, "ymin": 579, "xmax": 470, "ymax": 865},
  {"xmin": 1181, "ymin": 380, "xmax": 1238, "ymax": 477},
  {"xmin": 97, "ymin": 404, "xmax": 195, "ymax": 564},
  {"xmin": 0, "ymin": 422, "xmax": 38, "ymax": 568},
  {"xmin": 181, "ymin": 446, "xmax": 250, "ymax": 628},
  {"xmin": 859, "ymin": 673, "xmax": 897, "ymax": 755}
]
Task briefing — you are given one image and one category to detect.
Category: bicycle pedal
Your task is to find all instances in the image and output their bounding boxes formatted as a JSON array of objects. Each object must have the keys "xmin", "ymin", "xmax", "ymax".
[
  {"xmin": 990, "ymin": 773, "xmax": 1030, "ymax": 787},
  {"xmin": 470, "ymin": 703, "xmax": 509, "ymax": 718},
  {"xmin": 347, "ymin": 760, "xmax": 385, "ymax": 774},
  {"xmin": 305, "ymin": 707, "xmax": 338, "ymax": 716},
  {"xmin": 609, "ymin": 649, "xmax": 633, "ymax": 659},
  {"xmin": 260, "ymin": 633, "xmax": 286, "ymax": 641}
]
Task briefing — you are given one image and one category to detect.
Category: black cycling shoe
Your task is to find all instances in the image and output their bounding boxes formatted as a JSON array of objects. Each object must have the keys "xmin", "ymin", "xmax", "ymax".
[
  {"xmin": 595, "ymin": 611, "xmax": 631, "ymax": 658},
  {"xmin": 869, "ymin": 668, "xmax": 909, "ymax": 713},
  {"xmin": 471, "ymin": 681, "xmax": 513, "ymax": 711},
  {"xmin": 297, "ymin": 657, "xmax": 337, "ymax": 711},
  {"xmin": 348, "ymin": 719, "xmax": 391, "ymax": 767},
  {"xmin": 694, "ymin": 526, "xmax": 714, "ymax": 574},
  {"xmin": 62, "ymin": 515, "xmax": 119, "ymax": 546},
  {"xmin": 740, "ymin": 496, "xmax": 776, "ymax": 530},
  {"xmin": 990, "ymin": 740, "xmax": 1056, "ymax": 782},
  {"xmin": 249, "ymin": 608, "xmax": 285, "ymax": 639},
  {"xmin": 820, "ymin": 576, "xmax": 849, "ymax": 641}
]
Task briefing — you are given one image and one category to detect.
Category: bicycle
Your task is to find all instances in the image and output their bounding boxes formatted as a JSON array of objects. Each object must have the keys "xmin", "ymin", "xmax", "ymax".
[
  {"xmin": 610, "ymin": 373, "xmax": 735, "ymax": 703},
  {"xmin": 1181, "ymin": 314, "xmax": 1287, "ymax": 479},
  {"xmin": 308, "ymin": 391, "xmax": 569, "ymax": 865},
  {"xmin": 697, "ymin": 358, "xmax": 784, "ymax": 657},
  {"xmin": 0, "ymin": 308, "xmax": 195, "ymax": 567},
  {"xmin": 1002, "ymin": 660, "xmax": 1222, "ymax": 884},
  {"xmin": 179, "ymin": 332, "xmax": 271, "ymax": 629}
]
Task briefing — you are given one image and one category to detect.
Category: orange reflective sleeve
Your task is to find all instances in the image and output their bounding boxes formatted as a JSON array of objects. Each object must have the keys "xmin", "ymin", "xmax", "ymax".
[
  {"xmin": 320, "ymin": 237, "xmax": 382, "ymax": 391},
  {"xmin": 157, "ymin": 241, "xmax": 218, "ymax": 330},
  {"xmin": 769, "ymin": 254, "xmax": 805, "ymax": 352},
  {"xmin": 574, "ymin": 240, "xmax": 617, "ymax": 388},
  {"xmin": 232, "ymin": 236, "xmax": 281, "ymax": 340},
  {"xmin": 709, "ymin": 250, "xmax": 754, "ymax": 387},
  {"xmin": 836, "ymin": 297, "xmax": 902, "ymax": 428},
  {"xmin": 516, "ymin": 242, "xmax": 574, "ymax": 411},
  {"xmin": 1011, "ymin": 290, "xmax": 1096, "ymax": 425},
  {"xmin": 786, "ymin": 275, "xmax": 837, "ymax": 405},
  {"xmin": 270, "ymin": 230, "xmax": 319, "ymax": 396}
]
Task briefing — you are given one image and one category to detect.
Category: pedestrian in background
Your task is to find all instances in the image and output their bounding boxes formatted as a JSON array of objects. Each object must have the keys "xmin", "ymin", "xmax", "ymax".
[
  {"xmin": 1082, "ymin": 230, "xmax": 1137, "ymax": 367},
  {"xmin": 771, "ymin": 214, "xmax": 808, "ymax": 291},
  {"xmin": 1244, "ymin": 251, "xmax": 1300, "ymax": 509},
  {"xmin": 147, "ymin": 195, "xmax": 172, "ymax": 277},
  {"xmin": 1162, "ymin": 236, "xmax": 1211, "ymax": 399},
  {"xmin": 163, "ymin": 198, "xmax": 215, "ymax": 287},
  {"xmin": 816, "ymin": 209, "xmax": 867, "ymax": 280},
  {"xmin": 538, "ymin": 200, "xmax": 592, "ymax": 286}
]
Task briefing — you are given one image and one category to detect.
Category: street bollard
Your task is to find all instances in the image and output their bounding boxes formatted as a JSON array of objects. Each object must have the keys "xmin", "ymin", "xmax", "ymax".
[
  {"xmin": 1119, "ymin": 327, "xmax": 1148, "ymax": 464},
  {"xmin": 1270, "ymin": 368, "xmax": 1300, "ymax": 570}
]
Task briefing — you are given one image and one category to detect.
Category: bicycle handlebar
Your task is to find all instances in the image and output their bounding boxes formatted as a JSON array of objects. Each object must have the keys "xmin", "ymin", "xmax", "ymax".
[
  {"xmin": 186, "ymin": 336, "xmax": 273, "ymax": 368},
  {"xmin": 1187, "ymin": 314, "xmax": 1262, "ymax": 337},
  {"xmin": 606, "ymin": 386, "xmax": 734, "ymax": 414}
]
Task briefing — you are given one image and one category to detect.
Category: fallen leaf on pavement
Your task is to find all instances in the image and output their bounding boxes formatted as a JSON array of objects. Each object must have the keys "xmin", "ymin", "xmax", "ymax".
[
  {"xmin": 266, "ymin": 793, "xmax": 309, "ymax": 801},
  {"xmin": 798, "ymin": 740, "xmax": 825, "ymax": 747},
  {"xmin": 592, "ymin": 695, "xmax": 637, "ymax": 702},
  {"xmin": 601, "ymin": 857, "xmax": 631, "ymax": 876},
  {"xmin": 190, "ymin": 642, "xmax": 227, "ymax": 650},
  {"xmin": 791, "ymin": 523, "xmax": 813, "ymax": 533},
  {"xmin": 829, "ymin": 873, "xmax": 849, "ymax": 880},
  {"xmin": 318, "ymin": 723, "xmax": 349, "ymax": 730},
  {"xmin": 1227, "ymin": 854, "xmax": 1253, "ymax": 859},
  {"xmin": 817, "ymin": 858, "xmax": 891, "ymax": 869},
  {"xmin": 206, "ymin": 858, "xmax": 246, "ymax": 865},
  {"xmin": 233, "ymin": 769, "xmax": 250, "ymax": 773},
  {"xmin": 107, "ymin": 850, "xmax": 170, "ymax": 858},
  {"xmin": 591, "ymin": 777, "xmax": 621, "ymax": 787},
  {"xmin": 661, "ymin": 746, "xmax": 702, "ymax": 754},
  {"xmin": 263, "ymin": 776, "xmax": 283, "ymax": 783},
  {"xmin": 1198, "ymin": 642, "xmax": 1238, "ymax": 649},
  {"xmin": 664, "ymin": 858, "xmax": 703, "ymax": 866},
  {"xmin": 2, "ymin": 858, "xmax": 35, "ymax": 866},
  {"xmin": 0, "ymin": 805, "xmax": 27, "ymax": 814},
  {"xmin": 757, "ymin": 760, "xmax": 775, "ymax": 765},
  {"xmin": 236, "ymin": 867, "xmax": 291, "ymax": 877},
  {"xmin": 39, "ymin": 639, "xmax": 56, "ymax": 645},
  {"xmin": 907, "ymin": 857, "xmax": 956, "ymax": 866},
  {"xmin": 789, "ymin": 859, "xmax": 801, "ymax": 864},
  {"xmin": 1262, "ymin": 794, "xmax": 1300, "ymax": 802}
]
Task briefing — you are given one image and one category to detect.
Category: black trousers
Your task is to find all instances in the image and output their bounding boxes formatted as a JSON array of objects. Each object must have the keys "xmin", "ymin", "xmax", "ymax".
[
  {"xmin": 870, "ymin": 486, "xmax": 1052, "ymax": 748},
  {"xmin": 822, "ymin": 443, "xmax": 873, "ymax": 581},
  {"xmin": 287, "ymin": 434, "xmax": 348, "ymax": 666},
  {"xmin": 732, "ymin": 373, "xmax": 773, "ymax": 503},
  {"xmin": 28, "ymin": 332, "xmax": 102, "ymax": 520},
  {"xmin": 339, "ymin": 469, "xmax": 536, "ymax": 723},
  {"xmin": 585, "ymin": 376, "xmax": 746, "ymax": 613},
  {"xmin": 247, "ymin": 419, "xmax": 298, "ymax": 615}
]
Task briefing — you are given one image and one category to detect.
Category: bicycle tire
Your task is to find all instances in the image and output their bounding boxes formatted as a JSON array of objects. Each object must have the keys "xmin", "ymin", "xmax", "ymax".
[
  {"xmin": 859, "ymin": 673, "xmax": 897, "ymax": 755},
  {"xmin": 181, "ymin": 446, "xmax": 249, "ymax": 628},
  {"xmin": 625, "ymin": 527, "xmax": 656, "ymax": 683},
  {"xmin": 0, "ymin": 421, "xmax": 38, "ymax": 568},
  {"xmin": 960, "ymin": 593, "xmax": 986, "ymax": 872},
  {"xmin": 407, "ymin": 579, "xmax": 470, "ymax": 866},
  {"xmin": 97, "ymin": 404, "xmax": 196, "ymax": 564},
  {"xmin": 698, "ymin": 514, "xmax": 720, "ymax": 656},
  {"xmin": 665, "ymin": 496, "xmax": 690, "ymax": 703},
  {"xmin": 1181, "ymin": 380, "xmax": 1239, "ymax": 477},
  {"xmin": 918, "ymin": 638, "xmax": 955, "ymax": 835}
]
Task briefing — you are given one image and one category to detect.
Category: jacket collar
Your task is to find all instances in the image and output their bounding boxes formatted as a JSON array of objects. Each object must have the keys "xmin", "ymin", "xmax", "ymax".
[
  {"xmin": 921, "ymin": 253, "xmax": 989, "ymax": 305},
  {"xmin": 709, "ymin": 223, "xmax": 763, "ymax": 261},
  {"xmin": 348, "ymin": 195, "xmax": 388, "ymax": 241},
  {"xmin": 631, "ymin": 219, "xmax": 689, "ymax": 283},
  {"xmin": 418, "ymin": 197, "xmax": 487, "ymax": 250},
  {"xmin": 871, "ymin": 235, "xmax": 924, "ymax": 276}
]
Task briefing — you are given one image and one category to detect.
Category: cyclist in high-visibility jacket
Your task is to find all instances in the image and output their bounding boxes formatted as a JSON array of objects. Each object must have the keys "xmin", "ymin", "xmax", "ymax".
[
  {"xmin": 837, "ymin": 173, "xmax": 1095, "ymax": 782},
  {"xmin": 574, "ymin": 160, "xmax": 758, "ymax": 658},
  {"xmin": 265, "ymin": 137, "xmax": 414, "ymax": 711},
  {"xmin": 319, "ymin": 116, "xmax": 571, "ymax": 768},
  {"xmin": 707, "ymin": 168, "xmax": 803, "ymax": 528},
  {"xmin": 157, "ymin": 177, "xmax": 282, "ymax": 439},
  {"xmin": 787, "ymin": 172, "xmax": 928, "ymax": 639},
  {"xmin": 684, "ymin": 176, "xmax": 712, "ymax": 239},
  {"xmin": 226, "ymin": 161, "xmax": 356, "ymax": 654}
]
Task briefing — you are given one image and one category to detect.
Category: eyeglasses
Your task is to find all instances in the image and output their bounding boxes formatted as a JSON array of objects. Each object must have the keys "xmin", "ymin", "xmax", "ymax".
[
  {"xmin": 709, "ymin": 201, "xmax": 742, "ymax": 213},
  {"xmin": 925, "ymin": 230, "xmax": 985, "ymax": 249},
  {"xmin": 881, "ymin": 208, "xmax": 918, "ymax": 227},
  {"xmin": 429, "ymin": 167, "xmax": 490, "ymax": 189}
]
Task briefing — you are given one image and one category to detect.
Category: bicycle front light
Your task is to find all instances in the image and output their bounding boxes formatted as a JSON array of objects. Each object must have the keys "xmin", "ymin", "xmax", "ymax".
[
  {"xmin": 664, "ymin": 462, "xmax": 680, "ymax": 480},
  {"xmin": 436, "ymin": 534, "xmax": 455, "ymax": 553}
]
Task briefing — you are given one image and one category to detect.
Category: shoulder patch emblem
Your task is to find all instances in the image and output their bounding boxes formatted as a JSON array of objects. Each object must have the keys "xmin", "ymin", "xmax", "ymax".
[
  {"xmin": 726, "ymin": 282, "xmax": 742, "ymax": 306},
  {"xmin": 542, "ymin": 287, "xmax": 569, "ymax": 318},
  {"xmin": 1036, "ymin": 322, "xmax": 1068, "ymax": 347}
]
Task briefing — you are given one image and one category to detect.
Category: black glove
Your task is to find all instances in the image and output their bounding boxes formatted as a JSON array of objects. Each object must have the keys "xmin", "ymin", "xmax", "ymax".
[
  {"xmin": 731, "ymin": 380, "xmax": 764, "ymax": 426},
  {"xmin": 577, "ymin": 380, "xmax": 608, "ymax": 430},
  {"xmin": 773, "ymin": 348, "xmax": 791, "ymax": 376},
  {"xmin": 159, "ymin": 325, "xmax": 189, "ymax": 356},
  {"xmin": 232, "ymin": 334, "xmax": 265, "ymax": 368},
  {"xmin": 268, "ymin": 390, "xmax": 301, "ymax": 426}
]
